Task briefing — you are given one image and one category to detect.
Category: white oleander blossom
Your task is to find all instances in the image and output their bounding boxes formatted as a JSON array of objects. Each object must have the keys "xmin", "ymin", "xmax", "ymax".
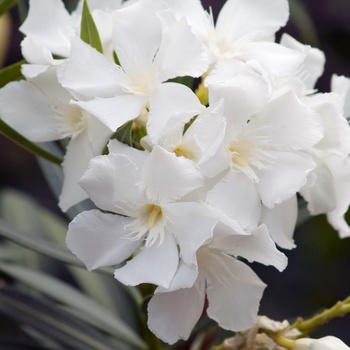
[
  {"xmin": 147, "ymin": 224, "xmax": 287, "ymax": 344},
  {"xmin": 293, "ymin": 336, "xmax": 350, "ymax": 350},
  {"xmin": 19, "ymin": 0, "xmax": 122, "ymax": 77},
  {"xmin": 66, "ymin": 140, "xmax": 218, "ymax": 288},
  {"xmin": 59, "ymin": 0, "xmax": 209, "ymax": 142},
  {"xmin": 0, "ymin": 66, "xmax": 112, "ymax": 211}
]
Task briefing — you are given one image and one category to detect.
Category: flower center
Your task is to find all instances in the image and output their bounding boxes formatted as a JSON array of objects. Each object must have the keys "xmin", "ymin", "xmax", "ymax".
[
  {"xmin": 173, "ymin": 146, "xmax": 191, "ymax": 159},
  {"xmin": 229, "ymin": 142, "xmax": 248, "ymax": 167},
  {"xmin": 58, "ymin": 106, "xmax": 87, "ymax": 138},
  {"xmin": 146, "ymin": 204, "xmax": 163, "ymax": 229}
]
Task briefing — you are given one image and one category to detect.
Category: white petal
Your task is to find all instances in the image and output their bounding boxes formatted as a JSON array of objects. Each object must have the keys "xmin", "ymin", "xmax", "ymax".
[
  {"xmin": 114, "ymin": 232, "xmax": 179, "ymax": 288},
  {"xmin": 147, "ymin": 277, "xmax": 205, "ymax": 345},
  {"xmin": 86, "ymin": 114, "xmax": 113, "ymax": 155},
  {"xmin": 280, "ymin": 33, "xmax": 325, "ymax": 90},
  {"xmin": 165, "ymin": 202, "xmax": 218, "ymax": 265},
  {"xmin": 258, "ymin": 151, "xmax": 315, "ymax": 208},
  {"xmin": 300, "ymin": 161, "xmax": 337, "ymax": 215},
  {"xmin": 307, "ymin": 92, "xmax": 350, "ymax": 155},
  {"xmin": 154, "ymin": 16, "xmax": 209, "ymax": 82},
  {"xmin": 216, "ymin": 0, "xmax": 289, "ymax": 42},
  {"xmin": 250, "ymin": 90, "xmax": 323, "ymax": 150},
  {"xmin": 79, "ymin": 153, "xmax": 143, "ymax": 215},
  {"xmin": 107, "ymin": 139, "xmax": 149, "ymax": 167},
  {"xmin": 20, "ymin": 0, "xmax": 73, "ymax": 57},
  {"xmin": 332, "ymin": 74, "xmax": 350, "ymax": 118},
  {"xmin": 242, "ymin": 42, "xmax": 305, "ymax": 77},
  {"xmin": 192, "ymin": 101, "xmax": 227, "ymax": 166},
  {"xmin": 76, "ymin": 94, "xmax": 148, "ymax": 131},
  {"xmin": 155, "ymin": 260, "xmax": 198, "ymax": 293},
  {"xmin": 162, "ymin": 0, "xmax": 209, "ymax": 41},
  {"xmin": 143, "ymin": 146, "xmax": 203, "ymax": 203},
  {"xmin": 58, "ymin": 36, "xmax": 125, "ymax": 99},
  {"xmin": 208, "ymin": 64, "xmax": 270, "ymax": 129},
  {"xmin": 206, "ymin": 170, "xmax": 261, "ymax": 229},
  {"xmin": 112, "ymin": 0, "xmax": 165, "ymax": 74},
  {"xmin": 203, "ymin": 251, "xmax": 266, "ymax": 331},
  {"xmin": 148, "ymin": 82, "xmax": 204, "ymax": 142},
  {"xmin": 217, "ymin": 224, "xmax": 288, "ymax": 271},
  {"xmin": 21, "ymin": 37, "xmax": 56, "ymax": 69},
  {"xmin": 59, "ymin": 132, "xmax": 93, "ymax": 212},
  {"xmin": 66, "ymin": 210, "xmax": 138, "ymax": 270},
  {"xmin": 261, "ymin": 196, "xmax": 297, "ymax": 249},
  {"xmin": 0, "ymin": 80, "xmax": 61, "ymax": 142},
  {"xmin": 324, "ymin": 155, "xmax": 350, "ymax": 238}
]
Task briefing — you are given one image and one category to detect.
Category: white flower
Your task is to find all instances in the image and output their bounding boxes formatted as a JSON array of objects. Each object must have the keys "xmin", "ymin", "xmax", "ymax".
[
  {"xmin": 0, "ymin": 67, "xmax": 112, "ymax": 211},
  {"xmin": 59, "ymin": 0, "xmax": 209, "ymax": 142},
  {"xmin": 165, "ymin": 0, "xmax": 304, "ymax": 77},
  {"xmin": 300, "ymin": 88, "xmax": 350, "ymax": 237},
  {"xmin": 203, "ymin": 83, "xmax": 323, "ymax": 209},
  {"xmin": 66, "ymin": 141, "xmax": 218, "ymax": 288},
  {"xmin": 147, "ymin": 224, "xmax": 287, "ymax": 344},
  {"xmin": 20, "ymin": 0, "xmax": 122, "ymax": 77},
  {"xmin": 293, "ymin": 336, "xmax": 350, "ymax": 350}
]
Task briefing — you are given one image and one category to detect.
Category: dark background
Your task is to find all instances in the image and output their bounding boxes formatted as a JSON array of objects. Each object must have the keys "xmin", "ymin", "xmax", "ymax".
[{"xmin": 1, "ymin": 0, "xmax": 350, "ymax": 346}]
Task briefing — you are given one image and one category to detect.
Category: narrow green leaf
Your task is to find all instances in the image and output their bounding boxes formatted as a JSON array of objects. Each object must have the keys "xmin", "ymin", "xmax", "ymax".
[
  {"xmin": 0, "ymin": 263, "xmax": 147, "ymax": 349},
  {"xmin": 0, "ymin": 60, "xmax": 24, "ymax": 88},
  {"xmin": 80, "ymin": 0, "xmax": 103, "ymax": 53},
  {"xmin": 0, "ymin": 286, "xmax": 118, "ymax": 350},
  {"xmin": 0, "ymin": 0, "xmax": 17, "ymax": 17},
  {"xmin": 0, "ymin": 120, "xmax": 62, "ymax": 165},
  {"xmin": 0, "ymin": 217, "xmax": 114, "ymax": 275}
]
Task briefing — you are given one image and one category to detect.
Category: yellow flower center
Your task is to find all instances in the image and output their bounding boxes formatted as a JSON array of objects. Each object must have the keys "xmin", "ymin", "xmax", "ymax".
[{"xmin": 146, "ymin": 204, "xmax": 163, "ymax": 229}]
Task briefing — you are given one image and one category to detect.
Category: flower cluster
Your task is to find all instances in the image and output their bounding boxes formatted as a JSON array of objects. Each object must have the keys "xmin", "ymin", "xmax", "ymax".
[{"xmin": 1, "ymin": 0, "xmax": 350, "ymax": 345}]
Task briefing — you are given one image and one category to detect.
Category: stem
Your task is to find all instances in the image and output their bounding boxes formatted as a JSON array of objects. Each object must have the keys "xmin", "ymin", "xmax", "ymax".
[
  {"xmin": 274, "ymin": 333, "xmax": 295, "ymax": 350},
  {"xmin": 290, "ymin": 298, "xmax": 350, "ymax": 334}
]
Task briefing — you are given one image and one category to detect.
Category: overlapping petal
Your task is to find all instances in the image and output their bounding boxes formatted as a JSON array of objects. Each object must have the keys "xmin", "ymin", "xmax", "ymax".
[{"xmin": 66, "ymin": 210, "xmax": 138, "ymax": 270}]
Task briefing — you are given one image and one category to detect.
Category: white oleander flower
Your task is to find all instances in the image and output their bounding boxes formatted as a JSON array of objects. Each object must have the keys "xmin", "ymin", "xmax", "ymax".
[
  {"xmin": 59, "ymin": 0, "xmax": 209, "ymax": 142},
  {"xmin": 147, "ymin": 224, "xmax": 287, "ymax": 344},
  {"xmin": 300, "ymin": 84, "xmax": 350, "ymax": 237},
  {"xmin": 0, "ymin": 67, "xmax": 112, "ymax": 211},
  {"xmin": 66, "ymin": 140, "xmax": 218, "ymax": 288},
  {"xmin": 293, "ymin": 336, "xmax": 350, "ymax": 350},
  {"xmin": 202, "ymin": 82, "xmax": 323, "ymax": 209},
  {"xmin": 164, "ymin": 0, "xmax": 305, "ymax": 77},
  {"xmin": 20, "ymin": 0, "xmax": 122, "ymax": 78}
]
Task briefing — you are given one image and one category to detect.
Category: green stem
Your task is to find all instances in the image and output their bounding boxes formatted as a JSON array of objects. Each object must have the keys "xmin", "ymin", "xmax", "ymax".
[
  {"xmin": 274, "ymin": 333, "xmax": 295, "ymax": 350},
  {"xmin": 290, "ymin": 298, "xmax": 350, "ymax": 334},
  {"xmin": 0, "ymin": 120, "xmax": 62, "ymax": 165}
]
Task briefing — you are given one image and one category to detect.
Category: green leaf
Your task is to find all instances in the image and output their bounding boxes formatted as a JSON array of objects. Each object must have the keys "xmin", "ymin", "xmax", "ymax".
[
  {"xmin": 168, "ymin": 76, "xmax": 194, "ymax": 89},
  {"xmin": 115, "ymin": 120, "xmax": 134, "ymax": 146},
  {"xmin": 0, "ymin": 60, "xmax": 24, "ymax": 88},
  {"xmin": 0, "ymin": 217, "xmax": 113, "ymax": 275},
  {"xmin": 0, "ymin": 0, "xmax": 17, "ymax": 17},
  {"xmin": 0, "ymin": 120, "xmax": 63, "ymax": 165},
  {"xmin": 80, "ymin": 0, "xmax": 103, "ymax": 53},
  {"xmin": 0, "ymin": 263, "xmax": 147, "ymax": 349},
  {"xmin": 0, "ymin": 286, "xmax": 119, "ymax": 350}
]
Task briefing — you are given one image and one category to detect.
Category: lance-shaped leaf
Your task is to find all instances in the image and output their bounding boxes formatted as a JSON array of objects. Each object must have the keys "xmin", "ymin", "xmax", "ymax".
[
  {"xmin": 0, "ymin": 60, "xmax": 24, "ymax": 88},
  {"xmin": 0, "ymin": 286, "xmax": 120, "ymax": 350},
  {"xmin": 0, "ymin": 263, "xmax": 146, "ymax": 349},
  {"xmin": 80, "ymin": 0, "xmax": 103, "ymax": 53}
]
